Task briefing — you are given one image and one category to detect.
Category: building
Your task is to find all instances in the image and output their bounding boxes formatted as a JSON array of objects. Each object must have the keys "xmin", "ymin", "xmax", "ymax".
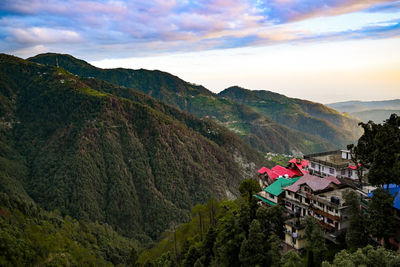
[
  {"xmin": 284, "ymin": 218, "xmax": 307, "ymax": 250},
  {"xmin": 304, "ymin": 150, "xmax": 363, "ymax": 181},
  {"xmin": 257, "ymin": 158, "xmax": 308, "ymax": 188},
  {"xmin": 254, "ymin": 177, "xmax": 301, "ymax": 206},
  {"xmin": 283, "ymin": 174, "xmax": 353, "ymax": 231}
]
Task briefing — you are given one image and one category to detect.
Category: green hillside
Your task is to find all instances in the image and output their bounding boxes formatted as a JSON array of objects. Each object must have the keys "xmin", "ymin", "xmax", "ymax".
[
  {"xmin": 219, "ymin": 86, "xmax": 362, "ymax": 147},
  {"xmin": 0, "ymin": 193, "xmax": 138, "ymax": 266},
  {"xmin": 0, "ymin": 54, "xmax": 263, "ymax": 240},
  {"xmin": 28, "ymin": 53, "xmax": 336, "ymax": 154}
]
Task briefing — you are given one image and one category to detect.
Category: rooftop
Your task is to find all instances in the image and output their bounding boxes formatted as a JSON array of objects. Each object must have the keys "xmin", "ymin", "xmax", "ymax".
[
  {"xmin": 315, "ymin": 187, "xmax": 352, "ymax": 205},
  {"xmin": 284, "ymin": 174, "xmax": 341, "ymax": 193},
  {"xmin": 304, "ymin": 150, "xmax": 351, "ymax": 169},
  {"xmin": 265, "ymin": 177, "xmax": 301, "ymax": 196}
]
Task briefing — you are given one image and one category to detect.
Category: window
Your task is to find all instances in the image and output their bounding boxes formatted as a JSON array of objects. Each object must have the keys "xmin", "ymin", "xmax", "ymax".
[
  {"xmin": 295, "ymin": 194, "xmax": 299, "ymax": 199},
  {"xmin": 288, "ymin": 191, "xmax": 291, "ymax": 196},
  {"xmin": 327, "ymin": 218, "xmax": 333, "ymax": 224},
  {"xmin": 269, "ymin": 193, "xmax": 275, "ymax": 199},
  {"xmin": 311, "ymin": 162, "xmax": 315, "ymax": 168},
  {"xmin": 329, "ymin": 168, "xmax": 334, "ymax": 174},
  {"xmin": 305, "ymin": 198, "xmax": 310, "ymax": 204},
  {"xmin": 327, "ymin": 206, "xmax": 332, "ymax": 212},
  {"xmin": 321, "ymin": 166, "xmax": 325, "ymax": 171},
  {"xmin": 348, "ymin": 169, "xmax": 353, "ymax": 177},
  {"xmin": 341, "ymin": 169, "xmax": 346, "ymax": 175}
]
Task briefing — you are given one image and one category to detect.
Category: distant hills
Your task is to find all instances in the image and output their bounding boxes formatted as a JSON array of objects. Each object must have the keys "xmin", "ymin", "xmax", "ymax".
[
  {"xmin": 29, "ymin": 53, "xmax": 362, "ymax": 154},
  {"xmin": 0, "ymin": 54, "xmax": 263, "ymax": 240},
  {"xmin": 219, "ymin": 86, "xmax": 361, "ymax": 148},
  {"xmin": 328, "ymin": 100, "xmax": 400, "ymax": 123}
]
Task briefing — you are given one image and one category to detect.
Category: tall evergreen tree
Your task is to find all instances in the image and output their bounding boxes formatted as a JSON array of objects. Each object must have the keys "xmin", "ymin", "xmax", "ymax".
[
  {"xmin": 350, "ymin": 114, "xmax": 400, "ymax": 186},
  {"xmin": 367, "ymin": 188, "xmax": 396, "ymax": 248},
  {"xmin": 239, "ymin": 219, "xmax": 266, "ymax": 267},
  {"xmin": 343, "ymin": 190, "xmax": 368, "ymax": 251},
  {"xmin": 304, "ymin": 217, "xmax": 327, "ymax": 267}
]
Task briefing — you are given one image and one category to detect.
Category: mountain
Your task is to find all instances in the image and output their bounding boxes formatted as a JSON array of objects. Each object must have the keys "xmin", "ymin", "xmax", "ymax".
[
  {"xmin": 219, "ymin": 86, "xmax": 362, "ymax": 147},
  {"xmin": 352, "ymin": 109, "xmax": 400, "ymax": 123},
  {"xmin": 327, "ymin": 100, "xmax": 400, "ymax": 123},
  {"xmin": 0, "ymin": 53, "xmax": 264, "ymax": 240},
  {"xmin": 327, "ymin": 99, "xmax": 400, "ymax": 113},
  {"xmin": 29, "ymin": 53, "xmax": 338, "ymax": 154}
]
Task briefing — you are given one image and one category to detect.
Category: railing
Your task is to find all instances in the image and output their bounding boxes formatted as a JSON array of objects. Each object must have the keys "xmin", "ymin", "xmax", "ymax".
[
  {"xmin": 304, "ymin": 150, "xmax": 350, "ymax": 169},
  {"xmin": 304, "ymin": 150, "xmax": 342, "ymax": 158}
]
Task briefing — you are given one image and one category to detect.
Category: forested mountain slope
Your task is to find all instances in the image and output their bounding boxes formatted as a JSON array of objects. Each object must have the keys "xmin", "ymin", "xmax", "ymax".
[
  {"xmin": 219, "ymin": 86, "xmax": 362, "ymax": 147},
  {"xmin": 0, "ymin": 54, "xmax": 263, "ymax": 240},
  {"xmin": 29, "ymin": 53, "xmax": 336, "ymax": 154}
]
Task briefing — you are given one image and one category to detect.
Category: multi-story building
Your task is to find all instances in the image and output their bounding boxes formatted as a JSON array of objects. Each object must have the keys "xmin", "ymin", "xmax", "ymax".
[
  {"xmin": 283, "ymin": 174, "xmax": 353, "ymax": 231},
  {"xmin": 284, "ymin": 218, "xmax": 307, "ymax": 250},
  {"xmin": 304, "ymin": 150, "xmax": 364, "ymax": 181}
]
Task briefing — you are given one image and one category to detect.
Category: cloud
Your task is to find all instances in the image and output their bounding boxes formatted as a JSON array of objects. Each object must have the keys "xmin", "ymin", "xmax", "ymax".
[
  {"xmin": 7, "ymin": 27, "xmax": 82, "ymax": 45},
  {"xmin": 0, "ymin": 0, "xmax": 400, "ymax": 59}
]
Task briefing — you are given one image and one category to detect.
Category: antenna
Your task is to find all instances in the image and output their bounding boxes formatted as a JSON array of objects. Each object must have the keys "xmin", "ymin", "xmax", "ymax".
[{"xmin": 56, "ymin": 57, "xmax": 59, "ymax": 68}]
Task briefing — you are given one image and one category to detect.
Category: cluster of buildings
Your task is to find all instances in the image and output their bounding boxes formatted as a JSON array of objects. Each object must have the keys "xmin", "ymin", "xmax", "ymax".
[{"xmin": 254, "ymin": 149, "xmax": 400, "ymax": 251}]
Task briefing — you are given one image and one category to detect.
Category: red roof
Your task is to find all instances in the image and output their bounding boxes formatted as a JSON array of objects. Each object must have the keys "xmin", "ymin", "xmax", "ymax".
[
  {"xmin": 271, "ymin": 165, "xmax": 298, "ymax": 177},
  {"xmin": 258, "ymin": 167, "xmax": 269, "ymax": 174},
  {"xmin": 284, "ymin": 174, "xmax": 341, "ymax": 193},
  {"xmin": 289, "ymin": 158, "xmax": 309, "ymax": 168},
  {"xmin": 289, "ymin": 158, "xmax": 309, "ymax": 175}
]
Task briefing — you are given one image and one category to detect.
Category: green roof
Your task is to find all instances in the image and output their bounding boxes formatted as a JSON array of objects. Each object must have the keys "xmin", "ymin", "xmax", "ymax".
[
  {"xmin": 265, "ymin": 177, "xmax": 301, "ymax": 196},
  {"xmin": 253, "ymin": 194, "xmax": 276, "ymax": 206}
]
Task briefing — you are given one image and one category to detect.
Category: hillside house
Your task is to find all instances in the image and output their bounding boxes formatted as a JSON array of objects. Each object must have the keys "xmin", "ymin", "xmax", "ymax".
[
  {"xmin": 257, "ymin": 158, "xmax": 308, "ymax": 188},
  {"xmin": 284, "ymin": 218, "xmax": 307, "ymax": 250},
  {"xmin": 254, "ymin": 177, "xmax": 301, "ymax": 206},
  {"xmin": 304, "ymin": 150, "xmax": 364, "ymax": 181},
  {"xmin": 283, "ymin": 174, "xmax": 353, "ymax": 231}
]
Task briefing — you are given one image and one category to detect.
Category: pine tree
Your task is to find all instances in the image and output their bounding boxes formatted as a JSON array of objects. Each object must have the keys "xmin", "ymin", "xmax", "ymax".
[
  {"xmin": 343, "ymin": 190, "xmax": 368, "ymax": 251},
  {"xmin": 239, "ymin": 219, "xmax": 266, "ymax": 267},
  {"xmin": 367, "ymin": 188, "xmax": 396, "ymax": 248}
]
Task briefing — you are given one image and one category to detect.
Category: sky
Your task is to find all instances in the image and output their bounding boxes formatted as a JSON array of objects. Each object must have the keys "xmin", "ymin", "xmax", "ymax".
[{"xmin": 1, "ymin": 0, "xmax": 400, "ymax": 103}]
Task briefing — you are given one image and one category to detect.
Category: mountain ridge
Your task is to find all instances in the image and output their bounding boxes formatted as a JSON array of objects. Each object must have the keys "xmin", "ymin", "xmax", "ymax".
[{"xmin": 28, "ymin": 53, "xmax": 352, "ymax": 154}]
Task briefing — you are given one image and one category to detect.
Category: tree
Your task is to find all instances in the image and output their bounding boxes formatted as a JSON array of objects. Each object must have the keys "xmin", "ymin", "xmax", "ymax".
[
  {"xmin": 154, "ymin": 252, "xmax": 175, "ymax": 267},
  {"xmin": 183, "ymin": 245, "xmax": 201, "ymax": 267},
  {"xmin": 214, "ymin": 205, "xmax": 243, "ymax": 267},
  {"xmin": 239, "ymin": 219, "xmax": 266, "ymax": 267},
  {"xmin": 304, "ymin": 217, "xmax": 327, "ymax": 267},
  {"xmin": 322, "ymin": 245, "xmax": 400, "ymax": 267},
  {"xmin": 201, "ymin": 226, "xmax": 217, "ymax": 266},
  {"xmin": 281, "ymin": 250, "xmax": 303, "ymax": 267},
  {"xmin": 127, "ymin": 247, "xmax": 138, "ymax": 266},
  {"xmin": 350, "ymin": 114, "xmax": 400, "ymax": 186},
  {"xmin": 367, "ymin": 188, "xmax": 396, "ymax": 248},
  {"xmin": 268, "ymin": 233, "xmax": 282, "ymax": 267},
  {"xmin": 343, "ymin": 190, "xmax": 368, "ymax": 251},
  {"xmin": 239, "ymin": 179, "xmax": 261, "ymax": 202}
]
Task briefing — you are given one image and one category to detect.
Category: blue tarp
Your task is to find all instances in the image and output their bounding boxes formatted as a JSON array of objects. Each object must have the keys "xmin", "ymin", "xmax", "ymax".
[{"xmin": 368, "ymin": 184, "xmax": 400, "ymax": 210}]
